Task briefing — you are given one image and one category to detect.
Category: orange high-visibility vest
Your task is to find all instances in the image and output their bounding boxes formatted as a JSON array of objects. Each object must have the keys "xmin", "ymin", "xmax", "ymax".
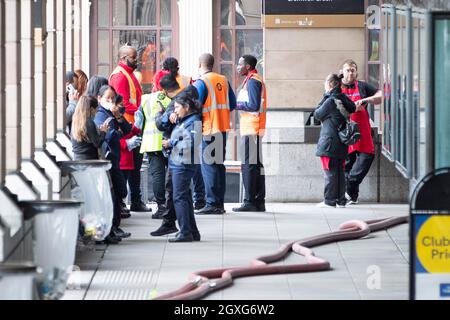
[
  {"xmin": 176, "ymin": 74, "xmax": 192, "ymax": 90},
  {"xmin": 110, "ymin": 66, "xmax": 137, "ymax": 123},
  {"xmin": 238, "ymin": 73, "xmax": 267, "ymax": 136},
  {"xmin": 200, "ymin": 72, "xmax": 231, "ymax": 135}
]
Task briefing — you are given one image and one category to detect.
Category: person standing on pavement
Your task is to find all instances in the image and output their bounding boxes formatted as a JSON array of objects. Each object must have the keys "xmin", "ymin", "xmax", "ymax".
[
  {"xmin": 160, "ymin": 57, "xmax": 206, "ymax": 210},
  {"xmin": 94, "ymin": 85, "xmax": 132, "ymax": 244},
  {"xmin": 109, "ymin": 45, "xmax": 150, "ymax": 213},
  {"xmin": 232, "ymin": 55, "xmax": 267, "ymax": 212},
  {"xmin": 163, "ymin": 91, "xmax": 203, "ymax": 242},
  {"xmin": 341, "ymin": 60, "xmax": 383, "ymax": 205},
  {"xmin": 71, "ymin": 96, "xmax": 108, "ymax": 160},
  {"xmin": 314, "ymin": 74, "xmax": 356, "ymax": 208},
  {"xmin": 135, "ymin": 71, "xmax": 174, "ymax": 220},
  {"xmin": 194, "ymin": 53, "xmax": 237, "ymax": 215}
]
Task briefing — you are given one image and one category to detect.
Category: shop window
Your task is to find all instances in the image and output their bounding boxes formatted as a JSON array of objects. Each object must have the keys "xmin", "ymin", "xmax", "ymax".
[
  {"xmin": 434, "ymin": 16, "xmax": 450, "ymax": 169},
  {"xmin": 215, "ymin": 0, "xmax": 263, "ymax": 91},
  {"xmin": 412, "ymin": 14, "xmax": 427, "ymax": 179},
  {"xmin": 91, "ymin": 0, "xmax": 178, "ymax": 93},
  {"xmin": 381, "ymin": 8, "xmax": 393, "ymax": 158}
]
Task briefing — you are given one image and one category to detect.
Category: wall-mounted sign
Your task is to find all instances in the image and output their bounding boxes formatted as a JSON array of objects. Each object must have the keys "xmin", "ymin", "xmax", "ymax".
[
  {"xmin": 264, "ymin": 0, "xmax": 365, "ymax": 15},
  {"xmin": 263, "ymin": 0, "xmax": 365, "ymax": 28}
]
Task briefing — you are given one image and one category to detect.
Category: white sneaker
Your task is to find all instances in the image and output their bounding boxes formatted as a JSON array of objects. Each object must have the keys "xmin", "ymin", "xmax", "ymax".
[
  {"xmin": 345, "ymin": 193, "xmax": 358, "ymax": 205},
  {"xmin": 336, "ymin": 204, "xmax": 346, "ymax": 208},
  {"xmin": 316, "ymin": 201, "xmax": 336, "ymax": 208}
]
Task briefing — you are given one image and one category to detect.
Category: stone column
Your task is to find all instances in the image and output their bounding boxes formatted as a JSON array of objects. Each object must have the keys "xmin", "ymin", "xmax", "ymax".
[
  {"xmin": 65, "ymin": 0, "xmax": 74, "ymax": 72},
  {"xmin": 80, "ymin": 0, "xmax": 90, "ymax": 75},
  {"xmin": 55, "ymin": 0, "xmax": 66, "ymax": 132},
  {"xmin": 45, "ymin": 0, "xmax": 56, "ymax": 141},
  {"xmin": 4, "ymin": 0, "xmax": 21, "ymax": 173},
  {"xmin": 34, "ymin": 0, "xmax": 47, "ymax": 150},
  {"xmin": 0, "ymin": 0, "xmax": 5, "ymax": 184},
  {"xmin": 73, "ymin": 0, "xmax": 82, "ymax": 70},
  {"xmin": 20, "ymin": 0, "xmax": 35, "ymax": 160},
  {"xmin": 178, "ymin": 0, "xmax": 213, "ymax": 79}
]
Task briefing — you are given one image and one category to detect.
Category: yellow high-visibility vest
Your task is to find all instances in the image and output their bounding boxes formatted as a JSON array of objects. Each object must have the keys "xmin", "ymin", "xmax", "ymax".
[{"xmin": 140, "ymin": 92, "xmax": 172, "ymax": 153}]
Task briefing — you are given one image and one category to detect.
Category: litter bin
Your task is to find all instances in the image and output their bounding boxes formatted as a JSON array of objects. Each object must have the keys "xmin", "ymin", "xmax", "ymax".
[
  {"xmin": 20, "ymin": 200, "xmax": 82, "ymax": 300},
  {"xmin": 0, "ymin": 262, "xmax": 39, "ymax": 300},
  {"xmin": 59, "ymin": 160, "xmax": 113, "ymax": 241}
]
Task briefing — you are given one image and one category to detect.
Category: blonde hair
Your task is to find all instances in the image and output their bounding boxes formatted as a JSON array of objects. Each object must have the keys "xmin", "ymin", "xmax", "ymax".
[{"xmin": 72, "ymin": 96, "xmax": 98, "ymax": 143}]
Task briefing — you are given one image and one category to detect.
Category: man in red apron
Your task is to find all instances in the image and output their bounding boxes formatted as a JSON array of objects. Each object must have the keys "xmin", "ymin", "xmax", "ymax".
[{"xmin": 341, "ymin": 60, "xmax": 383, "ymax": 204}]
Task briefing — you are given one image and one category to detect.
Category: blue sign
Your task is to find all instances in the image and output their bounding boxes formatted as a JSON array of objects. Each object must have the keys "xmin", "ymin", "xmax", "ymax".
[{"xmin": 441, "ymin": 284, "xmax": 450, "ymax": 297}]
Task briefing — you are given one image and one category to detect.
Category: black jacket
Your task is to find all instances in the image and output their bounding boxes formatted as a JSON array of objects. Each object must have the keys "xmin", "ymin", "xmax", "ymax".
[
  {"xmin": 314, "ymin": 87, "xmax": 356, "ymax": 159},
  {"xmin": 71, "ymin": 118, "xmax": 106, "ymax": 160}
]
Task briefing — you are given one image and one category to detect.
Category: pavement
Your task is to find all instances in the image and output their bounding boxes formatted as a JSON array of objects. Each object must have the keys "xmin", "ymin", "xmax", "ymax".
[{"xmin": 62, "ymin": 202, "xmax": 409, "ymax": 300}]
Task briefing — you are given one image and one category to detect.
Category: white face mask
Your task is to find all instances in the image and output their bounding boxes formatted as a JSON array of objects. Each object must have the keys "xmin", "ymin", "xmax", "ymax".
[{"xmin": 102, "ymin": 100, "xmax": 114, "ymax": 111}]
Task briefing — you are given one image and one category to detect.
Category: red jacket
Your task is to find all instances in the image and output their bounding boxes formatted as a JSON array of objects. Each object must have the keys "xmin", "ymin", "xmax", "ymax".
[
  {"xmin": 109, "ymin": 62, "xmax": 143, "ymax": 120},
  {"xmin": 119, "ymin": 125, "xmax": 141, "ymax": 170}
]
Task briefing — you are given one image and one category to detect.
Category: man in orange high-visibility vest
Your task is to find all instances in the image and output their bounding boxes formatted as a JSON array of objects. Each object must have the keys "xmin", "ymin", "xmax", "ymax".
[
  {"xmin": 232, "ymin": 55, "xmax": 267, "ymax": 213},
  {"xmin": 110, "ymin": 45, "xmax": 150, "ymax": 213},
  {"xmin": 194, "ymin": 53, "xmax": 237, "ymax": 215}
]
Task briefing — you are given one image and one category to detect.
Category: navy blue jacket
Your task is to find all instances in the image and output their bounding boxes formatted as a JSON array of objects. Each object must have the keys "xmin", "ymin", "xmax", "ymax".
[
  {"xmin": 167, "ymin": 113, "xmax": 202, "ymax": 169},
  {"xmin": 314, "ymin": 88, "xmax": 356, "ymax": 159},
  {"xmin": 94, "ymin": 106, "xmax": 131, "ymax": 169}
]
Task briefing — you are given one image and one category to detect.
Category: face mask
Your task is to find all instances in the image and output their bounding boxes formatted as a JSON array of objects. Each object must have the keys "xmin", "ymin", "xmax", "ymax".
[
  {"xmin": 127, "ymin": 59, "xmax": 138, "ymax": 70},
  {"xmin": 102, "ymin": 101, "xmax": 114, "ymax": 111}
]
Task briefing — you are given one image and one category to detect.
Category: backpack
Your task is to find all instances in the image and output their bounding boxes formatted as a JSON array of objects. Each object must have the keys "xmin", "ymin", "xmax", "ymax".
[{"xmin": 334, "ymin": 98, "xmax": 360, "ymax": 146}]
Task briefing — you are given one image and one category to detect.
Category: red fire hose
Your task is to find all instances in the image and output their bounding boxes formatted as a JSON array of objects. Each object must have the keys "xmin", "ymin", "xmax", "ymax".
[{"xmin": 155, "ymin": 216, "xmax": 408, "ymax": 300}]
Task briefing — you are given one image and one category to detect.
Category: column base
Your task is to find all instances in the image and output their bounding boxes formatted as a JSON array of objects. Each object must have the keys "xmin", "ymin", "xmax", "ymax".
[{"xmin": 21, "ymin": 159, "xmax": 53, "ymax": 200}]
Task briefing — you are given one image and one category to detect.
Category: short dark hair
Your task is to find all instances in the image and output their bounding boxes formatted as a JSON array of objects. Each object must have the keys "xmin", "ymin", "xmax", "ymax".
[
  {"xmin": 87, "ymin": 76, "xmax": 109, "ymax": 98},
  {"xmin": 115, "ymin": 94, "xmax": 123, "ymax": 105},
  {"xmin": 326, "ymin": 73, "xmax": 344, "ymax": 89},
  {"xmin": 174, "ymin": 89, "xmax": 201, "ymax": 114},
  {"xmin": 342, "ymin": 59, "xmax": 358, "ymax": 70},
  {"xmin": 66, "ymin": 71, "xmax": 78, "ymax": 84},
  {"xmin": 162, "ymin": 57, "xmax": 179, "ymax": 78},
  {"xmin": 97, "ymin": 85, "xmax": 116, "ymax": 98},
  {"xmin": 199, "ymin": 53, "xmax": 215, "ymax": 70},
  {"xmin": 159, "ymin": 74, "xmax": 180, "ymax": 92},
  {"xmin": 242, "ymin": 55, "xmax": 257, "ymax": 70}
]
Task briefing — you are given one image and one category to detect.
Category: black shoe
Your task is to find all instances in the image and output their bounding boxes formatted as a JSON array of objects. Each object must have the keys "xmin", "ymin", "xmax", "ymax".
[
  {"xmin": 120, "ymin": 201, "xmax": 130, "ymax": 214},
  {"xmin": 175, "ymin": 231, "xmax": 201, "ymax": 241},
  {"xmin": 232, "ymin": 203, "xmax": 258, "ymax": 212},
  {"xmin": 97, "ymin": 234, "xmax": 120, "ymax": 245},
  {"xmin": 152, "ymin": 205, "xmax": 167, "ymax": 219},
  {"xmin": 194, "ymin": 200, "xmax": 206, "ymax": 211},
  {"xmin": 121, "ymin": 212, "xmax": 131, "ymax": 219},
  {"xmin": 130, "ymin": 201, "xmax": 152, "ymax": 212},
  {"xmin": 113, "ymin": 227, "xmax": 131, "ymax": 239},
  {"xmin": 256, "ymin": 203, "xmax": 266, "ymax": 212},
  {"xmin": 195, "ymin": 205, "xmax": 224, "ymax": 215},
  {"xmin": 150, "ymin": 223, "xmax": 179, "ymax": 236},
  {"xmin": 169, "ymin": 233, "xmax": 194, "ymax": 243}
]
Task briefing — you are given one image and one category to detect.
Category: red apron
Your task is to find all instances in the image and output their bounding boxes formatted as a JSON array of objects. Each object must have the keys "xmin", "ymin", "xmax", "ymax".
[{"xmin": 341, "ymin": 82, "xmax": 375, "ymax": 155}]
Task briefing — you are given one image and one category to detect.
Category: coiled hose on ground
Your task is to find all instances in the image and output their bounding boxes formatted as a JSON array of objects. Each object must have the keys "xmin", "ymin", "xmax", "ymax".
[{"xmin": 155, "ymin": 216, "xmax": 408, "ymax": 300}]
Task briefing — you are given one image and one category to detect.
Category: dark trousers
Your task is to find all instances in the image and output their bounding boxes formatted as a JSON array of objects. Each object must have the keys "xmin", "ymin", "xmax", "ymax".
[
  {"xmin": 201, "ymin": 132, "xmax": 227, "ymax": 208},
  {"xmin": 109, "ymin": 167, "xmax": 127, "ymax": 228},
  {"xmin": 323, "ymin": 158, "xmax": 346, "ymax": 206},
  {"xmin": 192, "ymin": 164, "xmax": 205, "ymax": 203},
  {"xmin": 172, "ymin": 166, "xmax": 199, "ymax": 237},
  {"xmin": 148, "ymin": 151, "xmax": 167, "ymax": 206},
  {"xmin": 241, "ymin": 135, "xmax": 265, "ymax": 206},
  {"xmin": 345, "ymin": 151, "xmax": 375, "ymax": 200},
  {"xmin": 162, "ymin": 168, "xmax": 176, "ymax": 224},
  {"xmin": 128, "ymin": 148, "xmax": 143, "ymax": 204}
]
